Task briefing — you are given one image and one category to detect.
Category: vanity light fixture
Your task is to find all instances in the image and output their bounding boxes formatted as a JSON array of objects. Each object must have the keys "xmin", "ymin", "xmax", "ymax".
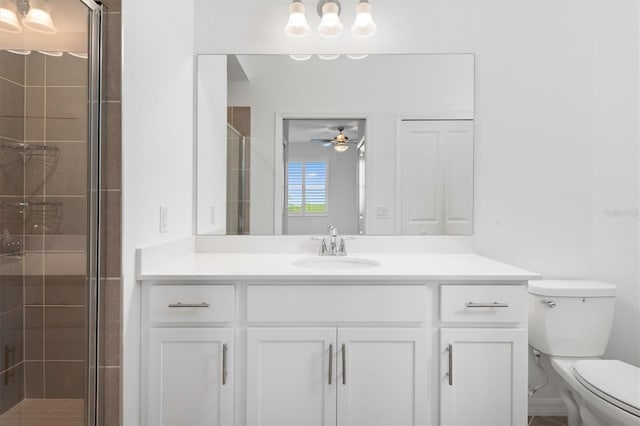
[
  {"xmin": 7, "ymin": 49, "xmax": 30, "ymax": 55},
  {"xmin": 20, "ymin": 0, "xmax": 56, "ymax": 34},
  {"xmin": 351, "ymin": 0, "xmax": 376, "ymax": 37},
  {"xmin": 0, "ymin": 0, "xmax": 21, "ymax": 33},
  {"xmin": 284, "ymin": 0, "xmax": 310, "ymax": 37},
  {"xmin": 0, "ymin": 0, "xmax": 57, "ymax": 34},
  {"xmin": 347, "ymin": 53, "xmax": 368, "ymax": 60},
  {"xmin": 317, "ymin": 0, "xmax": 343, "ymax": 38},
  {"xmin": 285, "ymin": 1, "xmax": 376, "ymax": 39},
  {"xmin": 68, "ymin": 52, "xmax": 88, "ymax": 59}
]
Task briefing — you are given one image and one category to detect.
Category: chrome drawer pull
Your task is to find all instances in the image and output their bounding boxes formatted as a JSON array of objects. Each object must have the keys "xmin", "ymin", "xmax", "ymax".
[
  {"xmin": 222, "ymin": 344, "xmax": 228, "ymax": 386},
  {"xmin": 342, "ymin": 344, "xmax": 347, "ymax": 385},
  {"xmin": 328, "ymin": 344, "xmax": 333, "ymax": 385},
  {"xmin": 465, "ymin": 302, "xmax": 509, "ymax": 308},
  {"xmin": 168, "ymin": 302, "xmax": 210, "ymax": 308},
  {"xmin": 447, "ymin": 344, "xmax": 453, "ymax": 386}
]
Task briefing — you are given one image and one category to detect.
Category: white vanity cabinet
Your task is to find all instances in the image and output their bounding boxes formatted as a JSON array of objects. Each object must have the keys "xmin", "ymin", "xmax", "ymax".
[
  {"xmin": 246, "ymin": 283, "xmax": 431, "ymax": 426},
  {"xmin": 141, "ymin": 284, "xmax": 236, "ymax": 426},
  {"xmin": 246, "ymin": 327, "xmax": 429, "ymax": 426},
  {"xmin": 439, "ymin": 285, "xmax": 528, "ymax": 426}
]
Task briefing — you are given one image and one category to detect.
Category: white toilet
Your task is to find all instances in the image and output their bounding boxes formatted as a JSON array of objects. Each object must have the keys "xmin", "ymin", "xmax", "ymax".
[{"xmin": 528, "ymin": 280, "xmax": 640, "ymax": 426}]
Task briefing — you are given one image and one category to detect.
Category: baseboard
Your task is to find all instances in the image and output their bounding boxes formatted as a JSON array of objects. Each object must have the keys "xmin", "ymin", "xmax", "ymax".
[{"xmin": 528, "ymin": 398, "xmax": 569, "ymax": 416}]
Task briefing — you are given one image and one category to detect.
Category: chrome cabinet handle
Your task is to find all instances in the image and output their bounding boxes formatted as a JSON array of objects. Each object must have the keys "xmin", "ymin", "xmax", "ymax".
[
  {"xmin": 447, "ymin": 344, "xmax": 453, "ymax": 386},
  {"xmin": 328, "ymin": 344, "xmax": 333, "ymax": 385},
  {"xmin": 465, "ymin": 302, "xmax": 509, "ymax": 308},
  {"xmin": 167, "ymin": 302, "xmax": 210, "ymax": 308},
  {"xmin": 222, "ymin": 344, "xmax": 228, "ymax": 386},
  {"xmin": 342, "ymin": 344, "xmax": 347, "ymax": 385}
]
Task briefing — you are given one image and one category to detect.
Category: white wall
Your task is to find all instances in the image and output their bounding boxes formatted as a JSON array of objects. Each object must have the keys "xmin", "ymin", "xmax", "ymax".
[
  {"xmin": 194, "ymin": 0, "xmax": 639, "ymax": 408},
  {"xmin": 196, "ymin": 55, "xmax": 227, "ymax": 234},
  {"xmin": 225, "ymin": 54, "xmax": 473, "ymax": 234},
  {"xmin": 121, "ymin": 1, "xmax": 195, "ymax": 424},
  {"xmin": 590, "ymin": 0, "xmax": 639, "ymax": 365},
  {"xmin": 120, "ymin": 0, "xmax": 638, "ymax": 421}
]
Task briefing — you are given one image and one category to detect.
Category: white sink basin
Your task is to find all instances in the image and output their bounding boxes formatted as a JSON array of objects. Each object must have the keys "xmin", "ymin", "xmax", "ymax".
[{"xmin": 291, "ymin": 256, "xmax": 381, "ymax": 271}]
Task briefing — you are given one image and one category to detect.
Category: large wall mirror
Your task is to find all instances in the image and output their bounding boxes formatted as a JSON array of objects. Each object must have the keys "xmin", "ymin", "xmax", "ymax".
[{"xmin": 196, "ymin": 54, "xmax": 475, "ymax": 236}]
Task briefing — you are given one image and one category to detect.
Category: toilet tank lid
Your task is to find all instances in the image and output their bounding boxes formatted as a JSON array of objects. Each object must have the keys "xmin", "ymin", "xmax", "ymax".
[{"xmin": 528, "ymin": 280, "xmax": 616, "ymax": 297}]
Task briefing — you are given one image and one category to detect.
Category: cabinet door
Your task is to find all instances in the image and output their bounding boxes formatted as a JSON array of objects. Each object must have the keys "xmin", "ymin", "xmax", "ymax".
[
  {"xmin": 247, "ymin": 328, "xmax": 337, "ymax": 426},
  {"xmin": 440, "ymin": 328, "xmax": 527, "ymax": 426},
  {"xmin": 337, "ymin": 328, "xmax": 429, "ymax": 426},
  {"xmin": 146, "ymin": 328, "xmax": 234, "ymax": 426}
]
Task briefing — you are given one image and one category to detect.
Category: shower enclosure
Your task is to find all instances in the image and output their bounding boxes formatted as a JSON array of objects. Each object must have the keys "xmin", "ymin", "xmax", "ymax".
[{"xmin": 0, "ymin": 0, "xmax": 103, "ymax": 424}]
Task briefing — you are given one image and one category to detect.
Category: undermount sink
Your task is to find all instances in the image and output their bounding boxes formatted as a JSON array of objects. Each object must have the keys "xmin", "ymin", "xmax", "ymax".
[{"xmin": 291, "ymin": 256, "xmax": 381, "ymax": 271}]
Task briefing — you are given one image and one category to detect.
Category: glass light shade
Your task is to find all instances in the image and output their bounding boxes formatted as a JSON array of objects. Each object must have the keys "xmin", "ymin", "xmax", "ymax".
[
  {"xmin": 318, "ymin": 2, "xmax": 343, "ymax": 38},
  {"xmin": 8, "ymin": 49, "xmax": 31, "ymax": 55},
  {"xmin": 22, "ymin": 0, "xmax": 57, "ymax": 34},
  {"xmin": 290, "ymin": 54, "xmax": 312, "ymax": 61},
  {"xmin": 37, "ymin": 50, "xmax": 62, "ymax": 57},
  {"xmin": 351, "ymin": 1, "xmax": 377, "ymax": 38},
  {"xmin": 284, "ymin": 1, "xmax": 310, "ymax": 37},
  {"xmin": 334, "ymin": 144, "xmax": 349, "ymax": 152},
  {"xmin": 69, "ymin": 52, "xmax": 88, "ymax": 59},
  {"xmin": 0, "ymin": 0, "xmax": 22, "ymax": 33},
  {"xmin": 318, "ymin": 54, "xmax": 340, "ymax": 60},
  {"xmin": 347, "ymin": 54, "xmax": 368, "ymax": 60}
]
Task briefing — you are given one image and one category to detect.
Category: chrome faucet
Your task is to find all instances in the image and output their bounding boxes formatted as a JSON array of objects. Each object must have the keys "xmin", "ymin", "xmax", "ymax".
[{"xmin": 319, "ymin": 225, "xmax": 347, "ymax": 256}]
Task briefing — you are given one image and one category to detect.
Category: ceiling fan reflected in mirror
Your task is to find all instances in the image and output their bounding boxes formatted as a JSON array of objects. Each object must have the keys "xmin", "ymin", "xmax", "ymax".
[{"xmin": 310, "ymin": 126, "xmax": 356, "ymax": 152}]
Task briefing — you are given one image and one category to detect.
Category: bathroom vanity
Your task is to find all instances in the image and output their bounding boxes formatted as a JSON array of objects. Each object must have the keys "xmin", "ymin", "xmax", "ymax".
[{"xmin": 137, "ymin": 238, "xmax": 538, "ymax": 426}]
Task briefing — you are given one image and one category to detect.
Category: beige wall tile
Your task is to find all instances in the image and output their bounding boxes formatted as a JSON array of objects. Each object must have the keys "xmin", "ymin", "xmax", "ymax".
[
  {"xmin": 0, "ymin": 79, "xmax": 24, "ymax": 141},
  {"xmin": 44, "ymin": 275, "xmax": 86, "ymax": 306},
  {"xmin": 0, "ymin": 272, "xmax": 22, "ymax": 312},
  {"xmin": 98, "ymin": 367, "xmax": 120, "ymax": 426},
  {"xmin": 45, "ymin": 86, "xmax": 88, "ymax": 141},
  {"xmin": 45, "ymin": 142, "xmax": 87, "ymax": 196},
  {"xmin": 25, "ymin": 52, "xmax": 45, "ymax": 86},
  {"xmin": 101, "ymin": 191, "xmax": 121, "ymax": 278},
  {"xmin": 45, "ymin": 54, "xmax": 88, "ymax": 87},
  {"xmin": 44, "ymin": 361, "xmax": 84, "ymax": 398},
  {"xmin": 0, "ymin": 51, "xmax": 25, "ymax": 85},
  {"xmin": 103, "ymin": 14, "xmax": 121, "ymax": 101},
  {"xmin": 44, "ymin": 307, "xmax": 85, "ymax": 360},
  {"xmin": 24, "ymin": 307, "xmax": 43, "ymax": 360},
  {"xmin": 24, "ymin": 86, "xmax": 45, "ymax": 142},
  {"xmin": 0, "ymin": 308, "xmax": 24, "ymax": 368},
  {"xmin": 102, "ymin": 102, "xmax": 121, "ymax": 190},
  {"xmin": 24, "ymin": 361, "xmax": 44, "ymax": 398}
]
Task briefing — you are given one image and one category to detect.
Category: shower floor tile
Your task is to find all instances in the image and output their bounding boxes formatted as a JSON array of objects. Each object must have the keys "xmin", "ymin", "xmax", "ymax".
[{"xmin": 0, "ymin": 399, "xmax": 84, "ymax": 426}]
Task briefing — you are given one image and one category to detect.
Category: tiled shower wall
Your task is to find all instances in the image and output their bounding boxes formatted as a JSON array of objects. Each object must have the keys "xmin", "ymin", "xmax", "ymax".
[
  {"xmin": 99, "ymin": 1, "xmax": 123, "ymax": 425},
  {"xmin": 0, "ymin": 50, "xmax": 26, "ymax": 414},
  {"xmin": 227, "ymin": 107, "xmax": 251, "ymax": 235}
]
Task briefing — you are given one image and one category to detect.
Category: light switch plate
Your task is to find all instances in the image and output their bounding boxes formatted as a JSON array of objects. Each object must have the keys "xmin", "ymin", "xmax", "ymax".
[
  {"xmin": 159, "ymin": 206, "xmax": 168, "ymax": 233},
  {"xmin": 376, "ymin": 206, "xmax": 389, "ymax": 218}
]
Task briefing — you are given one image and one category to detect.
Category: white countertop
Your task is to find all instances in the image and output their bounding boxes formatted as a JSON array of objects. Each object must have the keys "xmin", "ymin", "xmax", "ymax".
[{"xmin": 138, "ymin": 251, "xmax": 540, "ymax": 282}]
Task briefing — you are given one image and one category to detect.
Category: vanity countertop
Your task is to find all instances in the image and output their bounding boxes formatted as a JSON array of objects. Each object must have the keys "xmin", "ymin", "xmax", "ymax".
[{"xmin": 137, "ymin": 251, "xmax": 540, "ymax": 282}]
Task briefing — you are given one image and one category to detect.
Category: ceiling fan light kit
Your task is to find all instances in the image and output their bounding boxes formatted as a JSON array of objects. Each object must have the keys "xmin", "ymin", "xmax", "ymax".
[{"xmin": 285, "ymin": 0, "xmax": 376, "ymax": 39}]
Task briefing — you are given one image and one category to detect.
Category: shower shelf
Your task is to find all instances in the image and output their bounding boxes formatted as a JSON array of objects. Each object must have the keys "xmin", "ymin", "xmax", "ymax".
[
  {"xmin": 0, "ymin": 141, "xmax": 60, "ymax": 154},
  {"xmin": 0, "ymin": 200, "xmax": 62, "ymax": 213}
]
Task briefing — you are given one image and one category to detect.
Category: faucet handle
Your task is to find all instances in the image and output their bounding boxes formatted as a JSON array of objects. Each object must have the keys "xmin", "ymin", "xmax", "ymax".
[
  {"xmin": 338, "ymin": 238, "xmax": 348, "ymax": 256},
  {"xmin": 320, "ymin": 238, "xmax": 328, "ymax": 255},
  {"xmin": 329, "ymin": 225, "xmax": 337, "ymax": 236}
]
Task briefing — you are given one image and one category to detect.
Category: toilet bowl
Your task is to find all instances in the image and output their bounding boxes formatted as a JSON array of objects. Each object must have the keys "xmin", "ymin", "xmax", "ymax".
[{"xmin": 528, "ymin": 280, "xmax": 640, "ymax": 426}]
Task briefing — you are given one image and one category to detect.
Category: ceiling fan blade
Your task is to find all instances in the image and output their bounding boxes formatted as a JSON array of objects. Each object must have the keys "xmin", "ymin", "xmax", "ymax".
[
  {"xmin": 323, "ymin": 142, "xmax": 333, "ymax": 147},
  {"xmin": 310, "ymin": 138, "xmax": 333, "ymax": 144}
]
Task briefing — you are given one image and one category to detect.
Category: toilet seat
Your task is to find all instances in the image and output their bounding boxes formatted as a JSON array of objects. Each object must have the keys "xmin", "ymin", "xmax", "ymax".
[{"xmin": 573, "ymin": 359, "xmax": 640, "ymax": 417}]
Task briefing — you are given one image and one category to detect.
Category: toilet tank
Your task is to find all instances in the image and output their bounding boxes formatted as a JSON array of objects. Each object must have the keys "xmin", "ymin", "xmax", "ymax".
[{"xmin": 528, "ymin": 280, "xmax": 616, "ymax": 357}]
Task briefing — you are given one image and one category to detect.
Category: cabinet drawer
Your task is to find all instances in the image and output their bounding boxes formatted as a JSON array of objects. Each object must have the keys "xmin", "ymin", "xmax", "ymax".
[
  {"xmin": 247, "ymin": 285, "xmax": 428, "ymax": 322},
  {"xmin": 440, "ymin": 285, "xmax": 526, "ymax": 323},
  {"xmin": 149, "ymin": 285, "xmax": 235, "ymax": 323}
]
